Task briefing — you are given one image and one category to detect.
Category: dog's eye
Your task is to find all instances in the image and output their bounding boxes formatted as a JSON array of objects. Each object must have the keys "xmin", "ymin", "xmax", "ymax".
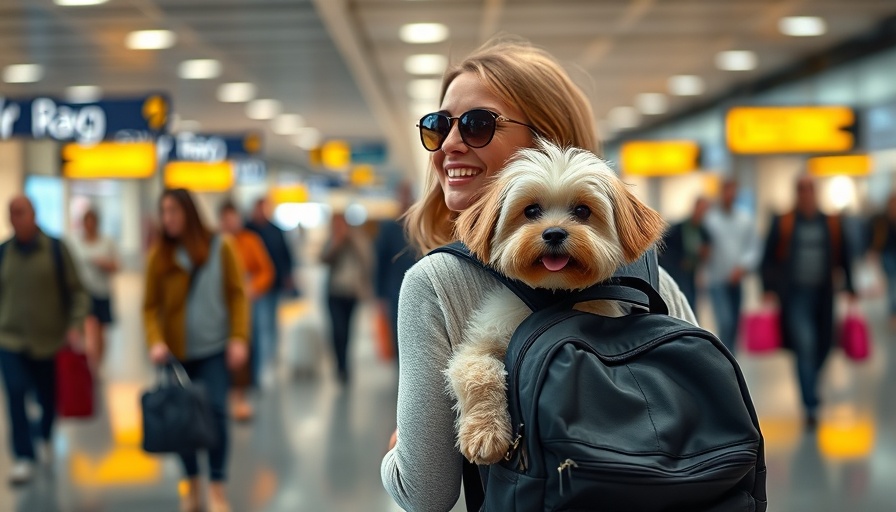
[
  {"xmin": 524, "ymin": 204, "xmax": 543, "ymax": 220},
  {"xmin": 573, "ymin": 205, "xmax": 591, "ymax": 220}
]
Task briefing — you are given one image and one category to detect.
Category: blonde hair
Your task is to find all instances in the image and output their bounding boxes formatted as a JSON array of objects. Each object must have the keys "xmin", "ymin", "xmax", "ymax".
[{"xmin": 404, "ymin": 36, "xmax": 599, "ymax": 254}]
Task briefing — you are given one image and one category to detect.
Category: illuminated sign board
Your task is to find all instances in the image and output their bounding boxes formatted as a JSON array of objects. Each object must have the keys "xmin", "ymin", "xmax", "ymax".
[
  {"xmin": 164, "ymin": 161, "xmax": 235, "ymax": 192},
  {"xmin": 62, "ymin": 142, "xmax": 156, "ymax": 179},
  {"xmin": 807, "ymin": 155, "xmax": 872, "ymax": 177},
  {"xmin": 620, "ymin": 141, "xmax": 701, "ymax": 176},
  {"xmin": 726, "ymin": 106, "xmax": 855, "ymax": 154},
  {"xmin": 0, "ymin": 94, "xmax": 169, "ymax": 144},
  {"xmin": 159, "ymin": 132, "xmax": 265, "ymax": 190}
]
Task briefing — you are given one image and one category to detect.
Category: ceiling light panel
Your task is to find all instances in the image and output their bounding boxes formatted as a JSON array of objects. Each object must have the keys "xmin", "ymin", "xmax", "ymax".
[
  {"xmin": 65, "ymin": 85, "xmax": 102, "ymax": 103},
  {"xmin": 54, "ymin": 0, "xmax": 108, "ymax": 5},
  {"xmin": 400, "ymin": 23, "xmax": 449, "ymax": 44},
  {"xmin": 217, "ymin": 82, "xmax": 256, "ymax": 103},
  {"xmin": 668, "ymin": 75, "xmax": 705, "ymax": 96},
  {"xmin": 635, "ymin": 93, "xmax": 668, "ymax": 115},
  {"xmin": 178, "ymin": 59, "xmax": 221, "ymax": 80},
  {"xmin": 405, "ymin": 54, "xmax": 447, "ymax": 75},
  {"xmin": 779, "ymin": 16, "xmax": 826, "ymax": 37},
  {"xmin": 3, "ymin": 64, "xmax": 44, "ymax": 83},
  {"xmin": 407, "ymin": 78, "xmax": 442, "ymax": 101},
  {"xmin": 715, "ymin": 51, "xmax": 757, "ymax": 71},
  {"xmin": 126, "ymin": 30, "xmax": 176, "ymax": 50},
  {"xmin": 246, "ymin": 99, "xmax": 282, "ymax": 120},
  {"xmin": 273, "ymin": 114, "xmax": 305, "ymax": 135},
  {"xmin": 294, "ymin": 128, "xmax": 322, "ymax": 150},
  {"xmin": 607, "ymin": 106, "xmax": 640, "ymax": 131}
]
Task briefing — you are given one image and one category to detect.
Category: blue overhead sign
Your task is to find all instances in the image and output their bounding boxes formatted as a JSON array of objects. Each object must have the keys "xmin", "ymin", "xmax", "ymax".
[{"xmin": 0, "ymin": 94, "xmax": 169, "ymax": 145}]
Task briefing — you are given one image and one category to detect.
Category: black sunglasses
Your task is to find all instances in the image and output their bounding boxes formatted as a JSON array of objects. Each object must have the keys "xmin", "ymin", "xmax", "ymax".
[{"xmin": 416, "ymin": 108, "xmax": 536, "ymax": 152}]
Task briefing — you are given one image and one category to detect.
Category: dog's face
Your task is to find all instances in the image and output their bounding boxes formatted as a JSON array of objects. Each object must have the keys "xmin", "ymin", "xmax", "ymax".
[{"xmin": 455, "ymin": 141, "xmax": 666, "ymax": 291}]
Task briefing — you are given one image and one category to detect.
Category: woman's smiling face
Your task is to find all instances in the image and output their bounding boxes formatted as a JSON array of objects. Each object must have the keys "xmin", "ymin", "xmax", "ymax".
[{"xmin": 432, "ymin": 72, "xmax": 535, "ymax": 212}]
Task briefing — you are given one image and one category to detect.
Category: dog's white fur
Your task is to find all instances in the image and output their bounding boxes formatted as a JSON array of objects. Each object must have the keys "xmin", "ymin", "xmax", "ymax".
[{"xmin": 445, "ymin": 141, "xmax": 666, "ymax": 464}]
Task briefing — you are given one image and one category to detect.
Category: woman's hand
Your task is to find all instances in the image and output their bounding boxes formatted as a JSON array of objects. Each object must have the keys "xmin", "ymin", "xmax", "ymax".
[
  {"xmin": 227, "ymin": 340, "xmax": 249, "ymax": 370},
  {"xmin": 388, "ymin": 429, "xmax": 398, "ymax": 451},
  {"xmin": 149, "ymin": 342, "xmax": 170, "ymax": 365}
]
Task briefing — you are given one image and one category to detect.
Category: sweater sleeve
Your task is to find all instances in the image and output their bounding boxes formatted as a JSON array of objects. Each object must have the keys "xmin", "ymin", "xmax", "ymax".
[
  {"xmin": 657, "ymin": 265, "xmax": 698, "ymax": 326},
  {"xmin": 60, "ymin": 241, "xmax": 91, "ymax": 330},
  {"xmin": 221, "ymin": 238, "xmax": 250, "ymax": 343},
  {"xmin": 381, "ymin": 260, "xmax": 465, "ymax": 512},
  {"xmin": 142, "ymin": 246, "xmax": 165, "ymax": 348},
  {"xmin": 246, "ymin": 233, "xmax": 275, "ymax": 297}
]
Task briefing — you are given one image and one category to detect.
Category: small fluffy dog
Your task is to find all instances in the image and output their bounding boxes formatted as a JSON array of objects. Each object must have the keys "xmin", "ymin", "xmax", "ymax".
[{"xmin": 445, "ymin": 141, "xmax": 666, "ymax": 465}]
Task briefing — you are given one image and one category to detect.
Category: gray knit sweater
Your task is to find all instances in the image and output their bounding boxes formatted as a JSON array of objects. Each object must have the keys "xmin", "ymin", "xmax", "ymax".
[{"xmin": 380, "ymin": 252, "xmax": 698, "ymax": 512}]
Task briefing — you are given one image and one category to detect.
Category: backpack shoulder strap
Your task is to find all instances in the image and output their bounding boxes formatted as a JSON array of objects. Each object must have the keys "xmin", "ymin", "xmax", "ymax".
[
  {"xmin": 49, "ymin": 237, "xmax": 72, "ymax": 312},
  {"xmin": 428, "ymin": 242, "xmax": 556, "ymax": 311},
  {"xmin": 462, "ymin": 459, "xmax": 485, "ymax": 512}
]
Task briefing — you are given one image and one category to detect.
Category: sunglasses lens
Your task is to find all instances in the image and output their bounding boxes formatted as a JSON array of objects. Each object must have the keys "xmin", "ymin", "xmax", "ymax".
[
  {"xmin": 419, "ymin": 113, "xmax": 449, "ymax": 151},
  {"xmin": 459, "ymin": 110, "xmax": 496, "ymax": 148}
]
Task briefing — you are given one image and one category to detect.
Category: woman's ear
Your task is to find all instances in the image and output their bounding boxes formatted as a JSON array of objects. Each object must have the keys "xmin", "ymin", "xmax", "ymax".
[
  {"xmin": 453, "ymin": 177, "xmax": 506, "ymax": 263},
  {"xmin": 613, "ymin": 180, "xmax": 667, "ymax": 262}
]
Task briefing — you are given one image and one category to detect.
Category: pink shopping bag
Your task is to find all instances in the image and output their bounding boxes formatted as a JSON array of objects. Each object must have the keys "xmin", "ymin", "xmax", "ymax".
[
  {"xmin": 741, "ymin": 310, "xmax": 782, "ymax": 354},
  {"xmin": 841, "ymin": 313, "xmax": 871, "ymax": 361}
]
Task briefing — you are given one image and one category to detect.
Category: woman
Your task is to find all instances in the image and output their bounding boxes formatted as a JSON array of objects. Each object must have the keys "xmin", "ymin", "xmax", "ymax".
[
  {"xmin": 142, "ymin": 189, "xmax": 249, "ymax": 512},
  {"xmin": 321, "ymin": 212, "xmax": 373, "ymax": 384},
  {"xmin": 70, "ymin": 208, "xmax": 118, "ymax": 371},
  {"xmin": 379, "ymin": 37, "xmax": 698, "ymax": 511},
  {"xmin": 218, "ymin": 199, "xmax": 274, "ymax": 421}
]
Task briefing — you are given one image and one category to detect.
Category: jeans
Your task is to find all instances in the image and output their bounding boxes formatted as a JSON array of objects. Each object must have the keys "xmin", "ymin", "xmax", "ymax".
[
  {"xmin": 0, "ymin": 349, "xmax": 56, "ymax": 460},
  {"xmin": 251, "ymin": 290, "xmax": 279, "ymax": 386},
  {"xmin": 327, "ymin": 296, "xmax": 358, "ymax": 380},
  {"xmin": 881, "ymin": 253, "xmax": 896, "ymax": 315},
  {"xmin": 708, "ymin": 283, "xmax": 743, "ymax": 354},
  {"xmin": 783, "ymin": 287, "xmax": 825, "ymax": 416},
  {"xmin": 179, "ymin": 352, "xmax": 229, "ymax": 481}
]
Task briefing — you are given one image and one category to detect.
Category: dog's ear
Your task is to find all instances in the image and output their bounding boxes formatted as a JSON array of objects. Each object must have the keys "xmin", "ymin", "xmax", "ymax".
[
  {"xmin": 454, "ymin": 177, "xmax": 505, "ymax": 263},
  {"xmin": 612, "ymin": 180, "xmax": 667, "ymax": 262}
]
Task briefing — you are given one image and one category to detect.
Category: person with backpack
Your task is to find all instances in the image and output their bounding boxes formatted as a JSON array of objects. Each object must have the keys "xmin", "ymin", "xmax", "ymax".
[
  {"xmin": 142, "ymin": 189, "xmax": 249, "ymax": 512},
  {"xmin": 0, "ymin": 196, "xmax": 90, "ymax": 485},
  {"xmin": 380, "ymin": 37, "xmax": 730, "ymax": 512},
  {"xmin": 760, "ymin": 175, "xmax": 856, "ymax": 429}
]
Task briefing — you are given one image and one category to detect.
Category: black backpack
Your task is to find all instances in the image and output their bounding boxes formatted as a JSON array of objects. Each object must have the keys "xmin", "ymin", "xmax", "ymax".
[{"xmin": 430, "ymin": 243, "xmax": 767, "ymax": 512}]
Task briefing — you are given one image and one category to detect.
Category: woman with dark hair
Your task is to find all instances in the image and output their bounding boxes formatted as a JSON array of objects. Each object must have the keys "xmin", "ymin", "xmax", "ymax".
[{"xmin": 142, "ymin": 188, "xmax": 249, "ymax": 512}]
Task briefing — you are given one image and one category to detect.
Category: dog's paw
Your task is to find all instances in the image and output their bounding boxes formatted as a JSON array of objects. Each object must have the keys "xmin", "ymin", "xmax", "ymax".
[{"xmin": 457, "ymin": 414, "xmax": 513, "ymax": 465}]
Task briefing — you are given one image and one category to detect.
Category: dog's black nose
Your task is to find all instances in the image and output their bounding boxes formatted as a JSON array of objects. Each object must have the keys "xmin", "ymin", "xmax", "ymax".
[{"xmin": 542, "ymin": 227, "xmax": 568, "ymax": 246}]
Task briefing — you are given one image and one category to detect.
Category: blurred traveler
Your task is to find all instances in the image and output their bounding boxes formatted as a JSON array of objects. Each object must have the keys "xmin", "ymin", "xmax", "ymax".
[
  {"xmin": 321, "ymin": 212, "xmax": 373, "ymax": 384},
  {"xmin": 867, "ymin": 192, "xmax": 896, "ymax": 328},
  {"xmin": 760, "ymin": 176, "xmax": 855, "ymax": 428},
  {"xmin": 380, "ymin": 37, "xmax": 697, "ymax": 511},
  {"xmin": 218, "ymin": 199, "xmax": 274, "ymax": 421},
  {"xmin": 373, "ymin": 182, "xmax": 417, "ymax": 358},
  {"xmin": 70, "ymin": 208, "xmax": 119, "ymax": 371},
  {"xmin": 142, "ymin": 189, "xmax": 249, "ymax": 512},
  {"xmin": 0, "ymin": 196, "xmax": 89, "ymax": 485},
  {"xmin": 245, "ymin": 197, "xmax": 294, "ymax": 388},
  {"xmin": 703, "ymin": 180, "xmax": 760, "ymax": 354},
  {"xmin": 659, "ymin": 196, "xmax": 712, "ymax": 314}
]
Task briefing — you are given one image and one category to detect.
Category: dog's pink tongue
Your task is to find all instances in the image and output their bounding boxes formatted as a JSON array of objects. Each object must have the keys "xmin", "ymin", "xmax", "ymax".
[{"xmin": 542, "ymin": 255, "xmax": 570, "ymax": 272}]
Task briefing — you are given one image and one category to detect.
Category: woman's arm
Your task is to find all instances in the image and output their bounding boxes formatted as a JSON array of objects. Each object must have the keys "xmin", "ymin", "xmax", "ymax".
[
  {"xmin": 381, "ymin": 263, "xmax": 464, "ymax": 512},
  {"xmin": 142, "ymin": 247, "xmax": 166, "ymax": 348}
]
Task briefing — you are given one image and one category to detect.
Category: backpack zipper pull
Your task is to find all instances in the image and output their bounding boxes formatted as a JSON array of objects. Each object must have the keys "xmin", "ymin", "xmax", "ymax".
[
  {"xmin": 504, "ymin": 423, "xmax": 528, "ymax": 471},
  {"xmin": 557, "ymin": 459, "xmax": 578, "ymax": 496}
]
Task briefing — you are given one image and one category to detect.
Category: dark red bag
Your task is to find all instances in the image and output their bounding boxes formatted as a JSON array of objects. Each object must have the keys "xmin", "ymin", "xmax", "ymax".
[
  {"xmin": 56, "ymin": 347, "xmax": 94, "ymax": 418},
  {"xmin": 841, "ymin": 312, "xmax": 871, "ymax": 361}
]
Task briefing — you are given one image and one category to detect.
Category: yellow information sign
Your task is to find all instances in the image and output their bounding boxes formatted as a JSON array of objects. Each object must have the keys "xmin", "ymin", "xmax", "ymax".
[
  {"xmin": 164, "ymin": 161, "xmax": 235, "ymax": 191},
  {"xmin": 350, "ymin": 165, "xmax": 375, "ymax": 186},
  {"xmin": 271, "ymin": 184, "xmax": 309, "ymax": 204},
  {"xmin": 726, "ymin": 106, "xmax": 855, "ymax": 154},
  {"xmin": 62, "ymin": 141, "xmax": 157, "ymax": 179},
  {"xmin": 620, "ymin": 141, "xmax": 700, "ymax": 176},
  {"xmin": 321, "ymin": 140, "xmax": 351, "ymax": 170},
  {"xmin": 807, "ymin": 154, "xmax": 871, "ymax": 177}
]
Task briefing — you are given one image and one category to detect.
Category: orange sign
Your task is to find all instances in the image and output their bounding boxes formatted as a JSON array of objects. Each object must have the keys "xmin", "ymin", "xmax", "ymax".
[
  {"xmin": 621, "ymin": 141, "xmax": 700, "ymax": 176},
  {"xmin": 726, "ymin": 106, "xmax": 855, "ymax": 154},
  {"xmin": 62, "ymin": 141, "xmax": 157, "ymax": 179},
  {"xmin": 807, "ymin": 155, "xmax": 871, "ymax": 177},
  {"xmin": 164, "ymin": 161, "xmax": 234, "ymax": 191}
]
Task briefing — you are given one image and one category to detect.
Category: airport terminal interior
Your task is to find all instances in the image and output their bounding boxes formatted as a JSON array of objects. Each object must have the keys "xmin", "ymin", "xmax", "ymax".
[{"xmin": 2, "ymin": 1, "xmax": 896, "ymax": 511}]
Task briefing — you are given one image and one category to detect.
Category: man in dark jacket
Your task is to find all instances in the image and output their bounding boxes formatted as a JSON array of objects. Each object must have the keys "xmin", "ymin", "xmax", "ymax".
[
  {"xmin": 245, "ymin": 198, "xmax": 295, "ymax": 388},
  {"xmin": 760, "ymin": 176, "xmax": 855, "ymax": 428},
  {"xmin": 659, "ymin": 197, "xmax": 711, "ymax": 315},
  {"xmin": 0, "ymin": 196, "xmax": 90, "ymax": 484}
]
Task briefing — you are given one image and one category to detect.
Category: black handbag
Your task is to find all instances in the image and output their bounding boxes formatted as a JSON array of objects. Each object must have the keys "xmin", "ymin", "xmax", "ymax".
[{"xmin": 141, "ymin": 359, "xmax": 218, "ymax": 454}]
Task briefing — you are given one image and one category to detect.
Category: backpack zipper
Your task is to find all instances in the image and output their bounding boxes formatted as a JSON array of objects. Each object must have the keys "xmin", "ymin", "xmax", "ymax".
[{"xmin": 557, "ymin": 458, "xmax": 578, "ymax": 496}]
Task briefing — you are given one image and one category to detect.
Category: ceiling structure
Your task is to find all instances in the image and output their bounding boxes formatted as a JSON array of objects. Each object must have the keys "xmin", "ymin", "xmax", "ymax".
[{"xmin": 1, "ymin": 0, "xmax": 895, "ymax": 179}]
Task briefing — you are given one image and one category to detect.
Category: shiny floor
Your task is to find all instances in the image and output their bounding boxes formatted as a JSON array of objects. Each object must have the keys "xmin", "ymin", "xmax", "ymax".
[{"xmin": 0, "ymin": 265, "xmax": 894, "ymax": 512}]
